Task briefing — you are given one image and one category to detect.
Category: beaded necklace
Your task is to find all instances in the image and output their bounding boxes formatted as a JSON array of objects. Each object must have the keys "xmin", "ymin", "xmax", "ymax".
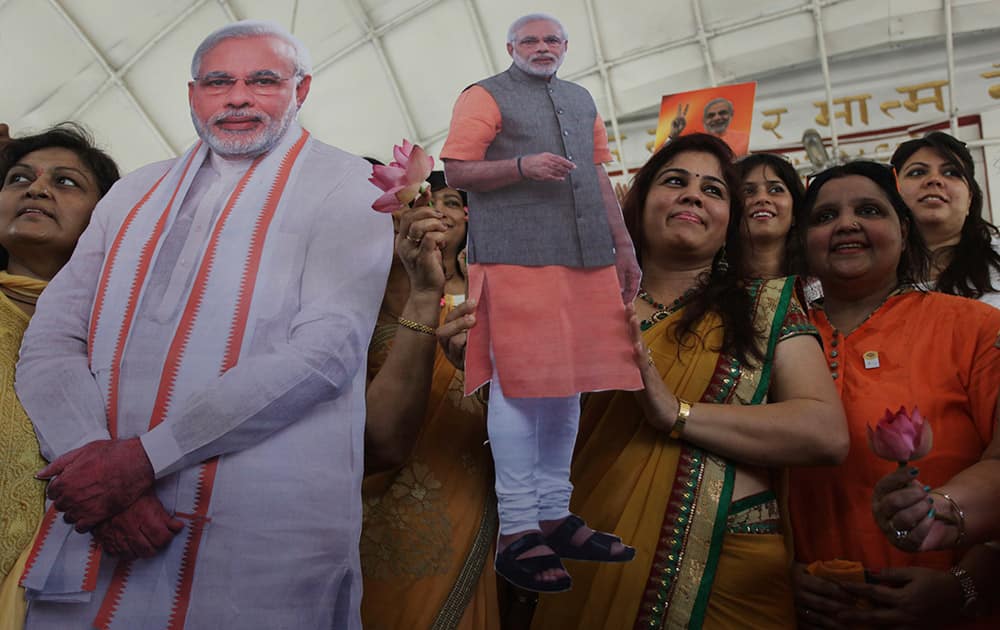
[{"xmin": 637, "ymin": 287, "xmax": 697, "ymax": 331}]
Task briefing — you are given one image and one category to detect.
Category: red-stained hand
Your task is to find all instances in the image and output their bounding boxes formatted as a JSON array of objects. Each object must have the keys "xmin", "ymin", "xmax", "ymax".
[
  {"xmin": 38, "ymin": 438, "xmax": 155, "ymax": 532},
  {"xmin": 92, "ymin": 491, "xmax": 184, "ymax": 560},
  {"xmin": 520, "ymin": 152, "xmax": 576, "ymax": 181},
  {"xmin": 837, "ymin": 566, "xmax": 963, "ymax": 628}
]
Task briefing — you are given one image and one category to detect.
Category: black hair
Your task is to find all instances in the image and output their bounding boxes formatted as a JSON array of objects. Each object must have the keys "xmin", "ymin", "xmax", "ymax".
[
  {"xmin": 623, "ymin": 133, "xmax": 762, "ymax": 365},
  {"xmin": 798, "ymin": 160, "xmax": 930, "ymax": 287},
  {"xmin": 737, "ymin": 152, "xmax": 805, "ymax": 276},
  {"xmin": 427, "ymin": 170, "xmax": 467, "ymax": 205},
  {"xmin": 0, "ymin": 122, "xmax": 120, "ymax": 198},
  {"xmin": 890, "ymin": 131, "xmax": 999, "ymax": 299},
  {"xmin": 0, "ymin": 123, "xmax": 120, "ymax": 271}
]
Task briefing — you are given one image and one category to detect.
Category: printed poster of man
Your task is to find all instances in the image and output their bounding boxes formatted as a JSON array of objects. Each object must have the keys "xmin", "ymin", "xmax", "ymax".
[{"xmin": 654, "ymin": 82, "xmax": 757, "ymax": 156}]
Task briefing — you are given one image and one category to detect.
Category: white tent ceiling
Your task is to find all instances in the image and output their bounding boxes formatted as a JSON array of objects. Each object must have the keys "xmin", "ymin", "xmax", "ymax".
[{"xmin": 3, "ymin": 0, "xmax": 1000, "ymax": 173}]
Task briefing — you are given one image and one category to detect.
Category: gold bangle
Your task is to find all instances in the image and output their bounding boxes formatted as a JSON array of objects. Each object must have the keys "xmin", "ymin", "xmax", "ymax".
[
  {"xmin": 668, "ymin": 398, "xmax": 692, "ymax": 440},
  {"xmin": 397, "ymin": 316, "xmax": 436, "ymax": 336},
  {"xmin": 931, "ymin": 491, "xmax": 966, "ymax": 546}
]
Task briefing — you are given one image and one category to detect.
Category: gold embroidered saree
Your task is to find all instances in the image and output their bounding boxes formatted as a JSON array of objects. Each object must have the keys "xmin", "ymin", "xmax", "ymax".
[
  {"xmin": 0, "ymin": 274, "xmax": 48, "ymax": 630},
  {"xmin": 361, "ymin": 299, "xmax": 499, "ymax": 630},
  {"xmin": 531, "ymin": 277, "xmax": 810, "ymax": 629}
]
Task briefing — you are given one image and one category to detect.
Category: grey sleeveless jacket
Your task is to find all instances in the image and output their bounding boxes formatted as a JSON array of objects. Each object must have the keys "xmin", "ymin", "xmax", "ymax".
[{"xmin": 465, "ymin": 64, "xmax": 614, "ymax": 268}]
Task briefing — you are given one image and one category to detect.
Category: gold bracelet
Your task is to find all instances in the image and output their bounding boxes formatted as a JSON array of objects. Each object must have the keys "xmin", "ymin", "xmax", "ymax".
[
  {"xmin": 397, "ymin": 316, "xmax": 436, "ymax": 336},
  {"xmin": 668, "ymin": 398, "xmax": 692, "ymax": 440},
  {"xmin": 931, "ymin": 491, "xmax": 966, "ymax": 546}
]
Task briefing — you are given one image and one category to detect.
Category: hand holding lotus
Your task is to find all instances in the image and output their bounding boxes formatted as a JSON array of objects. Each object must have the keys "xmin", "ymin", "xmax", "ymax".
[
  {"xmin": 370, "ymin": 140, "xmax": 435, "ymax": 213},
  {"xmin": 867, "ymin": 406, "xmax": 945, "ymax": 551}
]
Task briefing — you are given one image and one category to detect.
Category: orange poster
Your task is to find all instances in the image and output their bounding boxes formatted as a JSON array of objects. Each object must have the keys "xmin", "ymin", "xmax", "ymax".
[{"xmin": 654, "ymin": 82, "xmax": 757, "ymax": 156}]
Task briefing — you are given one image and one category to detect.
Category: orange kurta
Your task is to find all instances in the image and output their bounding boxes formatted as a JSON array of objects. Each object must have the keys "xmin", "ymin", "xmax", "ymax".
[{"xmin": 790, "ymin": 291, "xmax": 1000, "ymax": 572}]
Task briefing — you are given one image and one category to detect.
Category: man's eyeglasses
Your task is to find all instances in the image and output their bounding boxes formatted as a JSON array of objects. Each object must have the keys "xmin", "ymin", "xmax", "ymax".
[
  {"xmin": 192, "ymin": 72, "xmax": 294, "ymax": 96},
  {"xmin": 516, "ymin": 36, "xmax": 564, "ymax": 47}
]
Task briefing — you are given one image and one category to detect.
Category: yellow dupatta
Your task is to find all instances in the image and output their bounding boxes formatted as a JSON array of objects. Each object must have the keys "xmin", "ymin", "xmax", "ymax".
[
  {"xmin": 0, "ymin": 272, "xmax": 48, "ymax": 630},
  {"xmin": 361, "ymin": 298, "xmax": 499, "ymax": 630},
  {"xmin": 531, "ymin": 277, "xmax": 798, "ymax": 630}
]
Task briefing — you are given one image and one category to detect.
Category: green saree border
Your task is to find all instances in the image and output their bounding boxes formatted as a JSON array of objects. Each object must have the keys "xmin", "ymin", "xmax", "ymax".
[
  {"xmin": 636, "ymin": 277, "xmax": 795, "ymax": 630},
  {"xmin": 752, "ymin": 277, "xmax": 794, "ymax": 404},
  {"xmin": 687, "ymin": 457, "xmax": 735, "ymax": 629},
  {"xmin": 638, "ymin": 372, "xmax": 739, "ymax": 629},
  {"xmin": 691, "ymin": 278, "xmax": 792, "ymax": 627}
]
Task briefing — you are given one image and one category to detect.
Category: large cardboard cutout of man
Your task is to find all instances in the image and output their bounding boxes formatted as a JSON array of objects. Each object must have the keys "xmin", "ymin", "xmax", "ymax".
[
  {"xmin": 18, "ymin": 20, "xmax": 391, "ymax": 629},
  {"xmin": 441, "ymin": 13, "xmax": 642, "ymax": 593}
]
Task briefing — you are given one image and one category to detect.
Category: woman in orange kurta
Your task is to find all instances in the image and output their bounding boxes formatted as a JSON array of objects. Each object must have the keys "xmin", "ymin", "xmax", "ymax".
[
  {"xmin": 361, "ymin": 175, "xmax": 500, "ymax": 629},
  {"xmin": 788, "ymin": 161, "xmax": 1000, "ymax": 629}
]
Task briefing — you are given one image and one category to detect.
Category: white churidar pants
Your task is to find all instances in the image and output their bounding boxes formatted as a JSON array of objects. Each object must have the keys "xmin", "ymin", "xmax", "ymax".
[{"xmin": 486, "ymin": 362, "xmax": 581, "ymax": 535}]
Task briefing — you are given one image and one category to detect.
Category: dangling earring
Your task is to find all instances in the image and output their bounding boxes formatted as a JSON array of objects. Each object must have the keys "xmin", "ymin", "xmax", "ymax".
[{"xmin": 714, "ymin": 246, "xmax": 730, "ymax": 276}]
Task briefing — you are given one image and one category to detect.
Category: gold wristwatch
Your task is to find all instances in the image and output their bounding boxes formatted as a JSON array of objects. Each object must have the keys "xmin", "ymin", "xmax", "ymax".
[{"xmin": 669, "ymin": 398, "xmax": 692, "ymax": 440}]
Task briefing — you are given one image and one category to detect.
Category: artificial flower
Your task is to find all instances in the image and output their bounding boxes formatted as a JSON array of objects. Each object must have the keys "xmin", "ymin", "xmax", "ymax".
[
  {"xmin": 369, "ymin": 140, "xmax": 434, "ymax": 213},
  {"xmin": 866, "ymin": 405, "xmax": 933, "ymax": 464}
]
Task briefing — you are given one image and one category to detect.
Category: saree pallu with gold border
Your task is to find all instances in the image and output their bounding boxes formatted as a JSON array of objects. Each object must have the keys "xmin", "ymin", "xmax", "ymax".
[
  {"xmin": 531, "ymin": 277, "xmax": 813, "ymax": 630},
  {"xmin": 360, "ymin": 300, "xmax": 500, "ymax": 630}
]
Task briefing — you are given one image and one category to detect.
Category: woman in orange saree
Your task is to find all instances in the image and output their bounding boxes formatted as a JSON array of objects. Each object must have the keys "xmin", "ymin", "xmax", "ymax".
[
  {"xmin": 531, "ymin": 134, "xmax": 848, "ymax": 629},
  {"xmin": 361, "ymin": 174, "xmax": 500, "ymax": 629}
]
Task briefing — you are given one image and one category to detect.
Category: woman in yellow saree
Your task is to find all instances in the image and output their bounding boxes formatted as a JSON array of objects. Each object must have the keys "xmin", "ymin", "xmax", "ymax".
[
  {"xmin": 0, "ymin": 125, "xmax": 119, "ymax": 629},
  {"xmin": 361, "ymin": 173, "xmax": 500, "ymax": 629},
  {"xmin": 531, "ymin": 134, "xmax": 848, "ymax": 629}
]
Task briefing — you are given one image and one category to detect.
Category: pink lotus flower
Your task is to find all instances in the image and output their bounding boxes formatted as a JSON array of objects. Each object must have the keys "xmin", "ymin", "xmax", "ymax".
[
  {"xmin": 369, "ymin": 140, "xmax": 434, "ymax": 213},
  {"xmin": 866, "ymin": 406, "xmax": 933, "ymax": 464}
]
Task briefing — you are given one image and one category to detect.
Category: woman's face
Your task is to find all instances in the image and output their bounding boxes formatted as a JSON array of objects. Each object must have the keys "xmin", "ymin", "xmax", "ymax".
[
  {"xmin": 641, "ymin": 150, "xmax": 731, "ymax": 265},
  {"xmin": 431, "ymin": 186, "xmax": 467, "ymax": 250},
  {"xmin": 741, "ymin": 164, "xmax": 794, "ymax": 243},
  {"xmin": 0, "ymin": 147, "xmax": 100, "ymax": 263},
  {"xmin": 897, "ymin": 147, "xmax": 971, "ymax": 240},
  {"xmin": 805, "ymin": 175, "xmax": 906, "ymax": 289}
]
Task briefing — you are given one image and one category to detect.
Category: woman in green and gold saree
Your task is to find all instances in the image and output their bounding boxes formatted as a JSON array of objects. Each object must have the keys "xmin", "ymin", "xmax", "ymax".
[{"xmin": 531, "ymin": 134, "xmax": 848, "ymax": 629}]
